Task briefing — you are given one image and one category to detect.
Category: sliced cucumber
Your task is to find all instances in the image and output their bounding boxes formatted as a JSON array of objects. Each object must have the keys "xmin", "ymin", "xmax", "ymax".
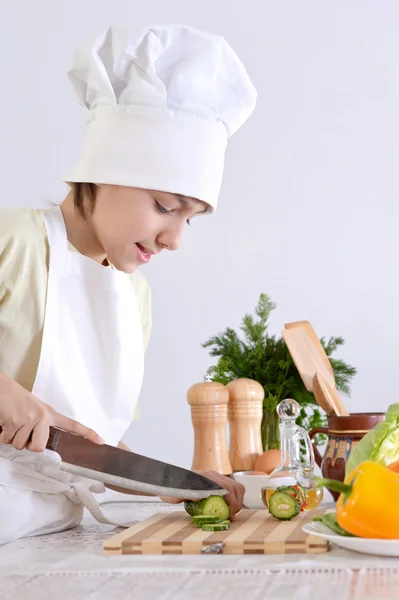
[
  {"xmin": 184, "ymin": 496, "xmax": 230, "ymax": 521},
  {"xmin": 268, "ymin": 491, "xmax": 300, "ymax": 521},
  {"xmin": 296, "ymin": 484, "xmax": 307, "ymax": 505},
  {"xmin": 201, "ymin": 522, "xmax": 231, "ymax": 532},
  {"xmin": 275, "ymin": 485, "xmax": 304, "ymax": 508},
  {"xmin": 297, "ymin": 484, "xmax": 306, "ymax": 497},
  {"xmin": 191, "ymin": 515, "xmax": 221, "ymax": 526}
]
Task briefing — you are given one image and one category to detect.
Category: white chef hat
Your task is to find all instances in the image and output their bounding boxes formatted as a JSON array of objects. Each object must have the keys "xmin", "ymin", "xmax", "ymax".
[{"xmin": 64, "ymin": 24, "xmax": 257, "ymax": 211}]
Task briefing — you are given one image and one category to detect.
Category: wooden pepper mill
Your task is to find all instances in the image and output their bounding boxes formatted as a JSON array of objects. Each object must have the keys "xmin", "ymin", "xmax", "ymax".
[
  {"xmin": 227, "ymin": 378, "xmax": 264, "ymax": 471},
  {"xmin": 187, "ymin": 382, "xmax": 232, "ymax": 475}
]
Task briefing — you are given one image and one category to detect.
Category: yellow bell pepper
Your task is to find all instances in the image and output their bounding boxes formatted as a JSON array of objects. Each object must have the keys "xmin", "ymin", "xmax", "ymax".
[{"xmin": 318, "ymin": 460, "xmax": 399, "ymax": 539}]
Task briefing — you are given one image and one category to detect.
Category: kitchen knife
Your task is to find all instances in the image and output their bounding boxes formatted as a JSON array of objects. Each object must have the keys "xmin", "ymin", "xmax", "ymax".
[{"xmin": 46, "ymin": 427, "xmax": 227, "ymax": 499}]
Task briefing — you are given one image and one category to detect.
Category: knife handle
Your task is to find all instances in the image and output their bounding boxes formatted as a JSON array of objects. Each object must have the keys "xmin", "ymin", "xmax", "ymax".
[
  {"xmin": 0, "ymin": 424, "xmax": 65, "ymax": 451},
  {"xmin": 187, "ymin": 382, "xmax": 232, "ymax": 475}
]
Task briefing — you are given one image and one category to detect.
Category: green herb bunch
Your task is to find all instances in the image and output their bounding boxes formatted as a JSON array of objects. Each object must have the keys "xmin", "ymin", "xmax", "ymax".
[{"xmin": 202, "ymin": 294, "xmax": 356, "ymax": 445}]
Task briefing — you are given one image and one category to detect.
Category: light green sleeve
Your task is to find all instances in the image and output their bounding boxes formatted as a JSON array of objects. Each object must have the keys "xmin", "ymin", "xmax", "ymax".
[{"xmin": 0, "ymin": 208, "xmax": 48, "ymax": 390}]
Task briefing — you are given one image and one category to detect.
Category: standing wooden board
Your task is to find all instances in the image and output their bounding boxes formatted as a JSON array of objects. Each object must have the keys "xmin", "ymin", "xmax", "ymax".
[
  {"xmin": 103, "ymin": 508, "xmax": 330, "ymax": 555},
  {"xmin": 282, "ymin": 326, "xmax": 335, "ymax": 392}
]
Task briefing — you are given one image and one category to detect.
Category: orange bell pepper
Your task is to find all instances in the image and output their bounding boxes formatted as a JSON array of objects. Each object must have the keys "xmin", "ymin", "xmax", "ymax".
[
  {"xmin": 388, "ymin": 461, "xmax": 399, "ymax": 474},
  {"xmin": 318, "ymin": 461, "xmax": 399, "ymax": 539}
]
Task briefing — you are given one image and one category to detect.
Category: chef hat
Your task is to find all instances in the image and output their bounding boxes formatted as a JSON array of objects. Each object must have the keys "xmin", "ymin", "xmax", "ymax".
[{"xmin": 64, "ymin": 24, "xmax": 257, "ymax": 211}]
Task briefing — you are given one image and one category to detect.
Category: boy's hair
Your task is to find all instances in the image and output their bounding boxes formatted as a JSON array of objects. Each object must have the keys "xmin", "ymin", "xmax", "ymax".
[{"xmin": 73, "ymin": 182, "xmax": 97, "ymax": 219}]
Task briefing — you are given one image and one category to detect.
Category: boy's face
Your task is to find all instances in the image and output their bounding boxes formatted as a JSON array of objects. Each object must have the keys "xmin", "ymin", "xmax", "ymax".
[{"xmin": 90, "ymin": 185, "xmax": 208, "ymax": 272}]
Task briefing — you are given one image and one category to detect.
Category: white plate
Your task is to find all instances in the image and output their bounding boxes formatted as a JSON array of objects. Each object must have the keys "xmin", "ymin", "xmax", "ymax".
[{"xmin": 302, "ymin": 521, "xmax": 399, "ymax": 557}]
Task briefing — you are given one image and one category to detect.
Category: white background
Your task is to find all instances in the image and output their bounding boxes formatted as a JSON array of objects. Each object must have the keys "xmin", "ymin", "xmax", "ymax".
[{"xmin": 1, "ymin": 1, "xmax": 398, "ymax": 470}]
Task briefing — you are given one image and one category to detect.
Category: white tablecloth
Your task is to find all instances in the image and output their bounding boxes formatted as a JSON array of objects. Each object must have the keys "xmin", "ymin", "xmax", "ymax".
[{"xmin": 1, "ymin": 499, "xmax": 398, "ymax": 599}]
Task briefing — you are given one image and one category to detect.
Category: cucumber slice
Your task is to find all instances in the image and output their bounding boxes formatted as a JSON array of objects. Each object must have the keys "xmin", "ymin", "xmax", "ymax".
[
  {"xmin": 297, "ymin": 484, "xmax": 306, "ymax": 497},
  {"xmin": 275, "ymin": 485, "xmax": 304, "ymax": 508},
  {"xmin": 201, "ymin": 522, "xmax": 231, "ymax": 532},
  {"xmin": 268, "ymin": 491, "xmax": 300, "ymax": 521},
  {"xmin": 296, "ymin": 484, "xmax": 307, "ymax": 504},
  {"xmin": 191, "ymin": 515, "xmax": 222, "ymax": 526},
  {"xmin": 184, "ymin": 496, "xmax": 230, "ymax": 520}
]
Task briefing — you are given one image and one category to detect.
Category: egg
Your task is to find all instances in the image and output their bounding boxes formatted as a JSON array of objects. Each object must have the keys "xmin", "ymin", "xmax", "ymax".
[{"xmin": 254, "ymin": 449, "xmax": 282, "ymax": 474}]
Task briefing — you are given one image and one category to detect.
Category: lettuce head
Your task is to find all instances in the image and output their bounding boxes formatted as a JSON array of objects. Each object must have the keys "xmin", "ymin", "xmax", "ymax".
[{"xmin": 346, "ymin": 403, "xmax": 399, "ymax": 475}]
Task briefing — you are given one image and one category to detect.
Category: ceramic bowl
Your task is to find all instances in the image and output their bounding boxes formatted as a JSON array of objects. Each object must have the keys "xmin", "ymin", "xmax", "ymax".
[{"xmin": 232, "ymin": 471, "xmax": 271, "ymax": 509}]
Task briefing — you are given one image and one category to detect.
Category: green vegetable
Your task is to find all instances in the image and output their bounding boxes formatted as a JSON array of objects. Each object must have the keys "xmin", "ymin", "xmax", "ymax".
[
  {"xmin": 275, "ymin": 485, "xmax": 305, "ymax": 509},
  {"xmin": 268, "ymin": 490, "xmax": 300, "ymax": 520},
  {"xmin": 184, "ymin": 496, "xmax": 230, "ymax": 521},
  {"xmin": 346, "ymin": 404, "xmax": 399, "ymax": 475},
  {"xmin": 313, "ymin": 512, "xmax": 355, "ymax": 537},
  {"xmin": 184, "ymin": 501, "xmax": 199, "ymax": 517},
  {"xmin": 191, "ymin": 515, "xmax": 222, "ymax": 526},
  {"xmin": 202, "ymin": 293, "xmax": 356, "ymax": 453},
  {"xmin": 201, "ymin": 522, "xmax": 230, "ymax": 532},
  {"xmin": 297, "ymin": 484, "xmax": 307, "ymax": 500}
]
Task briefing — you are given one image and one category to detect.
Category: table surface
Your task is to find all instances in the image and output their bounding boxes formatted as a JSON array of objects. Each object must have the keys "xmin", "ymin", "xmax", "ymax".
[{"xmin": 1, "ymin": 499, "xmax": 398, "ymax": 600}]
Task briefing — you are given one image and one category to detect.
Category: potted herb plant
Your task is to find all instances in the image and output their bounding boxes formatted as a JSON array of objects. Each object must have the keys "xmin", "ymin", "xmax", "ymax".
[{"xmin": 202, "ymin": 294, "xmax": 356, "ymax": 451}]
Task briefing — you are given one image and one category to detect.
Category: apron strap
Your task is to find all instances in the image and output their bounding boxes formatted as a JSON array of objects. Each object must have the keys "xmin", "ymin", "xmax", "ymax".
[
  {"xmin": 0, "ymin": 457, "xmax": 72, "ymax": 494},
  {"xmin": 70, "ymin": 482, "xmax": 136, "ymax": 527},
  {"xmin": 43, "ymin": 206, "xmax": 69, "ymax": 264},
  {"xmin": 0, "ymin": 458, "xmax": 134, "ymax": 528}
]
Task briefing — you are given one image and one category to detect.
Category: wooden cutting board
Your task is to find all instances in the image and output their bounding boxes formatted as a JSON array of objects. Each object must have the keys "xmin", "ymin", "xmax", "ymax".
[{"xmin": 103, "ymin": 508, "xmax": 330, "ymax": 555}]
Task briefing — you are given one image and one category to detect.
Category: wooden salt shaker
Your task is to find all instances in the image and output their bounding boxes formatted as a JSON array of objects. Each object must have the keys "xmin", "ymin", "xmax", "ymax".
[
  {"xmin": 227, "ymin": 378, "xmax": 264, "ymax": 471},
  {"xmin": 187, "ymin": 382, "xmax": 232, "ymax": 475}
]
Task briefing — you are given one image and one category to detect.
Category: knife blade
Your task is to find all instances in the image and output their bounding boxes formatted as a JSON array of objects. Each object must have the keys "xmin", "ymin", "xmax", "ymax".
[{"xmin": 46, "ymin": 427, "xmax": 227, "ymax": 499}]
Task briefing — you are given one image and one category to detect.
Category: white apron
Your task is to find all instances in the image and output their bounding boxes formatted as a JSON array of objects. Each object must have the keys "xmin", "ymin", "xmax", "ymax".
[{"xmin": 0, "ymin": 207, "xmax": 144, "ymax": 545}]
